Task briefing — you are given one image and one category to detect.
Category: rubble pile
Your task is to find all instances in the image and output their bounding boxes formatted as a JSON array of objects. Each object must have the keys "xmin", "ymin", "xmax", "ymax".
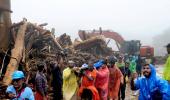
[
  {"xmin": 9, "ymin": 21, "xmax": 112, "ymax": 78},
  {"xmin": 0, "ymin": 19, "xmax": 114, "ymax": 99},
  {"xmin": 12, "ymin": 22, "xmax": 60, "ymax": 69},
  {"xmin": 73, "ymin": 35, "xmax": 113, "ymax": 56},
  {"xmin": 56, "ymin": 33, "xmax": 72, "ymax": 48},
  {"xmin": 11, "ymin": 21, "xmax": 113, "ymax": 75}
]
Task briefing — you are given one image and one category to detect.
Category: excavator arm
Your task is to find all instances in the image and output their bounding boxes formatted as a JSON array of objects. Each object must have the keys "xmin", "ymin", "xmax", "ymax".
[{"xmin": 78, "ymin": 28, "xmax": 125, "ymax": 51}]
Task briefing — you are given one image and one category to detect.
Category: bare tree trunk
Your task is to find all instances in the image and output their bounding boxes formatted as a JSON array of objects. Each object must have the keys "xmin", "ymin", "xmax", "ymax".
[{"xmin": 3, "ymin": 20, "xmax": 27, "ymax": 85}]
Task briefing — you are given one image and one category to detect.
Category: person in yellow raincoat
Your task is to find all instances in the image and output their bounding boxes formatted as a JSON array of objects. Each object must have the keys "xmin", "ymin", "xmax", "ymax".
[
  {"xmin": 63, "ymin": 60, "xmax": 78, "ymax": 100},
  {"xmin": 163, "ymin": 43, "xmax": 170, "ymax": 82},
  {"xmin": 163, "ymin": 43, "xmax": 170, "ymax": 99}
]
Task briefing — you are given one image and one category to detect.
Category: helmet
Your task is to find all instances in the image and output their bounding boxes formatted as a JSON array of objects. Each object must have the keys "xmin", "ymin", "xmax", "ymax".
[{"xmin": 12, "ymin": 71, "xmax": 25, "ymax": 80}]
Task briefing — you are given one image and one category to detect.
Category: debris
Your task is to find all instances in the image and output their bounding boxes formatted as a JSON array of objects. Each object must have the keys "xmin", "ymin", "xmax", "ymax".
[
  {"xmin": 57, "ymin": 33, "xmax": 72, "ymax": 48},
  {"xmin": 73, "ymin": 35, "xmax": 113, "ymax": 56},
  {"xmin": 0, "ymin": 20, "xmax": 114, "ymax": 99},
  {"xmin": 3, "ymin": 19, "xmax": 27, "ymax": 85}
]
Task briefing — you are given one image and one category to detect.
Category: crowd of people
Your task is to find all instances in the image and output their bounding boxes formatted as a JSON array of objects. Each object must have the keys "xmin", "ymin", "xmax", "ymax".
[{"xmin": 5, "ymin": 43, "xmax": 170, "ymax": 100}]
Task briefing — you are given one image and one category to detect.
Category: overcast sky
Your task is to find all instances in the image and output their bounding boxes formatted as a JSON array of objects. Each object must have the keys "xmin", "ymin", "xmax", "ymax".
[{"xmin": 11, "ymin": 0, "xmax": 170, "ymax": 45}]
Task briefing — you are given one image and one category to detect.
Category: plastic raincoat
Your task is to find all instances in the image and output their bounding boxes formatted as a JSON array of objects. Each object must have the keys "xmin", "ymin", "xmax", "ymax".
[
  {"xmin": 129, "ymin": 59, "xmax": 136, "ymax": 73},
  {"xmin": 163, "ymin": 55, "xmax": 170, "ymax": 81},
  {"xmin": 116, "ymin": 62, "xmax": 125, "ymax": 68},
  {"xmin": 6, "ymin": 85, "xmax": 34, "ymax": 100},
  {"xmin": 95, "ymin": 66, "xmax": 109, "ymax": 100},
  {"xmin": 108, "ymin": 66, "xmax": 123, "ymax": 99},
  {"xmin": 163, "ymin": 55, "xmax": 170, "ymax": 99},
  {"xmin": 134, "ymin": 64, "xmax": 169, "ymax": 100},
  {"xmin": 78, "ymin": 70, "xmax": 100, "ymax": 100},
  {"xmin": 63, "ymin": 67, "xmax": 78, "ymax": 100}
]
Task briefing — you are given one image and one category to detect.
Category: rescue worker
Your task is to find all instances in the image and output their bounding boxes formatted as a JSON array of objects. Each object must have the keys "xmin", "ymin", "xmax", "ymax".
[
  {"xmin": 118, "ymin": 61, "xmax": 131, "ymax": 100},
  {"xmin": 129, "ymin": 56, "xmax": 137, "ymax": 74},
  {"xmin": 95, "ymin": 60, "xmax": 109, "ymax": 100},
  {"xmin": 131, "ymin": 63, "xmax": 169, "ymax": 100},
  {"xmin": 63, "ymin": 60, "xmax": 78, "ymax": 100},
  {"xmin": 78, "ymin": 63, "xmax": 99, "ymax": 100},
  {"xmin": 35, "ymin": 63, "xmax": 48, "ymax": 100},
  {"xmin": 136, "ymin": 55, "xmax": 142, "ymax": 76},
  {"xmin": 163, "ymin": 43, "xmax": 170, "ymax": 98},
  {"xmin": 50, "ymin": 62, "xmax": 63, "ymax": 100},
  {"xmin": 6, "ymin": 71, "xmax": 34, "ymax": 100},
  {"xmin": 116, "ymin": 56, "xmax": 125, "ymax": 68},
  {"xmin": 107, "ymin": 56, "xmax": 123, "ymax": 100}
]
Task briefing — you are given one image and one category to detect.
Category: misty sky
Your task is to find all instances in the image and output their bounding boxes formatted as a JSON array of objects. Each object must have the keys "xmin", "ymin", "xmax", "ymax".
[{"xmin": 11, "ymin": 0, "xmax": 170, "ymax": 45}]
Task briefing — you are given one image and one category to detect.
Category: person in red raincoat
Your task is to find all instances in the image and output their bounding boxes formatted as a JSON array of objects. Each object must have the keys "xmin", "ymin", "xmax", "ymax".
[
  {"xmin": 78, "ymin": 61, "xmax": 100, "ymax": 100},
  {"xmin": 108, "ymin": 56, "xmax": 123, "ymax": 100},
  {"xmin": 95, "ymin": 60, "xmax": 110, "ymax": 100}
]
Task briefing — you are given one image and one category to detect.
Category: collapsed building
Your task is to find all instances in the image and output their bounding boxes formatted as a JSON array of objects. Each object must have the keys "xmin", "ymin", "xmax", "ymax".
[
  {"xmin": 0, "ymin": 2, "xmax": 115, "ymax": 98},
  {"xmin": 0, "ymin": 13, "xmax": 114, "ymax": 99}
]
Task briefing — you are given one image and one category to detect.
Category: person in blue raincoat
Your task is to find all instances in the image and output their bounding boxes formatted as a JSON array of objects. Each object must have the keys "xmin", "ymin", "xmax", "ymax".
[
  {"xmin": 6, "ymin": 71, "xmax": 34, "ymax": 100},
  {"xmin": 131, "ymin": 64, "xmax": 170, "ymax": 100}
]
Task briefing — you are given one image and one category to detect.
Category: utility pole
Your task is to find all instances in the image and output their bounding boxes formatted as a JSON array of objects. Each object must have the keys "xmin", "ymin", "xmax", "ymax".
[{"xmin": 0, "ymin": 0, "xmax": 12, "ymax": 52}]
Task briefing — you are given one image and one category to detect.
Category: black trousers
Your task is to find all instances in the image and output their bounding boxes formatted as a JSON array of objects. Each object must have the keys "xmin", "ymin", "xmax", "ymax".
[
  {"xmin": 118, "ymin": 83, "xmax": 126, "ymax": 100},
  {"xmin": 52, "ymin": 86, "xmax": 63, "ymax": 100}
]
